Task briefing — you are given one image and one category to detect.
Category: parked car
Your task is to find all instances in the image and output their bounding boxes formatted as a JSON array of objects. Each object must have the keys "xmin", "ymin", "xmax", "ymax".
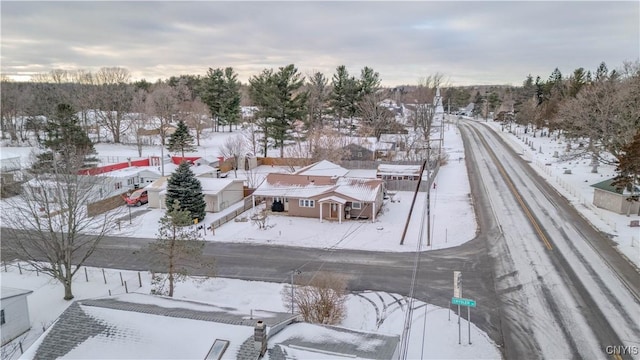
[{"xmin": 124, "ymin": 189, "xmax": 148, "ymax": 207}]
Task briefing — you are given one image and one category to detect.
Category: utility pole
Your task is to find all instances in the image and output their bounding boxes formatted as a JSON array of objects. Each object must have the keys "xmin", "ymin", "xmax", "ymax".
[{"xmin": 426, "ymin": 145, "xmax": 432, "ymax": 247}]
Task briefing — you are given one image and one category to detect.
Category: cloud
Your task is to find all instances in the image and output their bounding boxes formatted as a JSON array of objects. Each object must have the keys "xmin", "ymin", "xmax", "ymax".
[{"xmin": 1, "ymin": 1, "xmax": 638, "ymax": 86}]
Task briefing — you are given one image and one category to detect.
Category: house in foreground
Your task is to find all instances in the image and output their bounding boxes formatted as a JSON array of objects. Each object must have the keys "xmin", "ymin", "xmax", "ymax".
[
  {"xmin": 1, "ymin": 287, "xmax": 33, "ymax": 346},
  {"xmin": 252, "ymin": 160, "xmax": 384, "ymax": 223},
  {"xmin": 21, "ymin": 293, "xmax": 399, "ymax": 360}
]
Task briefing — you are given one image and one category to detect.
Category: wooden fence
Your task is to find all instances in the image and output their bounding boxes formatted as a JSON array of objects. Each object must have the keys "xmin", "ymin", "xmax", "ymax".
[{"xmin": 209, "ymin": 197, "xmax": 256, "ymax": 232}]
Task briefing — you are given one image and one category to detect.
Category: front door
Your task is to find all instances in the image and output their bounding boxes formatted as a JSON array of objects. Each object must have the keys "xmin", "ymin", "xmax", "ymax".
[{"xmin": 330, "ymin": 203, "xmax": 338, "ymax": 218}]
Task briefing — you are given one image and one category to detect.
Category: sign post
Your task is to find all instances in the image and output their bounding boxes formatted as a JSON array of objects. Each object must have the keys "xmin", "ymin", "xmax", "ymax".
[
  {"xmin": 451, "ymin": 297, "xmax": 476, "ymax": 345},
  {"xmin": 453, "ymin": 271, "xmax": 462, "ymax": 343}
]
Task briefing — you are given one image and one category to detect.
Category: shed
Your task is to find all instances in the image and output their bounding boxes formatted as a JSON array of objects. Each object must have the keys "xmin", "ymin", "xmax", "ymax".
[
  {"xmin": 199, "ymin": 178, "xmax": 245, "ymax": 212},
  {"xmin": 591, "ymin": 179, "xmax": 640, "ymax": 215},
  {"xmin": 1, "ymin": 287, "xmax": 34, "ymax": 345}
]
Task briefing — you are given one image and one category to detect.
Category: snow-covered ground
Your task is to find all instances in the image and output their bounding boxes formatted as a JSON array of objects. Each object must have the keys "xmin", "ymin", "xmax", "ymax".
[
  {"xmin": 0, "ymin": 263, "xmax": 500, "ymax": 360},
  {"xmin": 2, "ymin": 115, "xmax": 638, "ymax": 359}
]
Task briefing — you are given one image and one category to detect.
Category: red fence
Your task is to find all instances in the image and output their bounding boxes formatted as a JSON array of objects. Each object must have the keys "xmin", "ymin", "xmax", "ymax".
[{"xmin": 79, "ymin": 158, "xmax": 151, "ymax": 175}]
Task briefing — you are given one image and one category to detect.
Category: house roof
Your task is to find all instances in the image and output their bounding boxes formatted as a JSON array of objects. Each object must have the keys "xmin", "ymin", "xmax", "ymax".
[
  {"xmin": 268, "ymin": 323, "xmax": 400, "ymax": 360},
  {"xmin": 1, "ymin": 287, "xmax": 33, "ymax": 300},
  {"xmin": 253, "ymin": 173, "xmax": 382, "ymax": 203},
  {"xmin": 199, "ymin": 178, "xmax": 243, "ymax": 195},
  {"xmin": 294, "ymin": 160, "xmax": 349, "ymax": 177},
  {"xmin": 24, "ymin": 293, "xmax": 293, "ymax": 360},
  {"xmin": 591, "ymin": 178, "xmax": 640, "ymax": 194},
  {"xmin": 144, "ymin": 176, "xmax": 168, "ymax": 191},
  {"xmin": 377, "ymin": 164, "xmax": 421, "ymax": 176},
  {"xmin": 252, "ymin": 173, "xmax": 336, "ymax": 198}
]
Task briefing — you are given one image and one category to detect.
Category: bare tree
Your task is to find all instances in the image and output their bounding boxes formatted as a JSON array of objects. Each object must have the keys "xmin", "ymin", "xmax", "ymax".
[
  {"xmin": 1, "ymin": 161, "xmax": 123, "ymax": 300},
  {"xmin": 281, "ymin": 271, "xmax": 348, "ymax": 325},
  {"xmin": 129, "ymin": 89, "xmax": 151, "ymax": 157},
  {"xmin": 183, "ymin": 98, "xmax": 210, "ymax": 146},
  {"xmin": 149, "ymin": 200, "xmax": 211, "ymax": 297},
  {"xmin": 148, "ymin": 83, "xmax": 178, "ymax": 145},
  {"xmin": 219, "ymin": 135, "xmax": 247, "ymax": 178},
  {"xmin": 357, "ymin": 92, "xmax": 395, "ymax": 140},
  {"xmin": 94, "ymin": 67, "xmax": 131, "ymax": 85},
  {"xmin": 93, "ymin": 67, "xmax": 133, "ymax": 143},
  {"xmin": 304, "ymin": 127, "xmax": 348, "ymax": 163}
]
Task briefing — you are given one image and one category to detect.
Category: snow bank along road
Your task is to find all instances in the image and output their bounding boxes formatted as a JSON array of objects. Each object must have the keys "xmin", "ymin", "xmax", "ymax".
[{"xmin": 460, "ymin": 119, "xmax": 640, "ymax": 360}]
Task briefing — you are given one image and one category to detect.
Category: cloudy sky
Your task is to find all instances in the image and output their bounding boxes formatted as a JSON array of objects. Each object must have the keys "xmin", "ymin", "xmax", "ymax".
[{"xmin": 1, "ymin": 1, "xmax": 638, "ymax": 86}]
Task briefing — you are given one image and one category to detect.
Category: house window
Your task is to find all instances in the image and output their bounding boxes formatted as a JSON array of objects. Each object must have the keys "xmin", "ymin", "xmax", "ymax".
[
  {"xmin": 358, "ymin": 152, "xmax": 363, "ymax": 158},
  {"xmin": 1, "ymin": 309, "xmax": 5, "ymax": 325},
  {"xmin": 299, "ymin": 199, "xmax": 315, "ymax": 208},
  {"xmin": 274, "ymin": 197, "xmax": 288, "ymax": 203},
  {"xmin": 127, "ymin": 178, "xmax": 134, "ymax": 185},
  {"xmin": 115, "ymin": 182, "xmax": 122, "ymax": 190},
  {"xmin": 352, "ymin": 202, "xmax": 362, "ymax": 210}
]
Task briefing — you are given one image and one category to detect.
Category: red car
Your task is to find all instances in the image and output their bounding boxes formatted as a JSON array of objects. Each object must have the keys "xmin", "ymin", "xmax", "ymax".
[{"xmin": 124, "ymin": 189, "xmax": 148, "ymax": 207}]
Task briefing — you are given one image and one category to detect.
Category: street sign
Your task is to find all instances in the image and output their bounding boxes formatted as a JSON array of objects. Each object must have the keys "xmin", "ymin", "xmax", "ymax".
[{"xmin": 452, "ymin": 297, "xmax": 476, "ymax": 308}]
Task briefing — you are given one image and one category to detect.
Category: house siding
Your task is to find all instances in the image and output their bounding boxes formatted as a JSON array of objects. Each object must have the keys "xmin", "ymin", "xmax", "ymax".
[
  {"xmin": 593, "ymin": 189, "xmax": 640, "ymax": 215},
  {"xmin": 1, "ymin": 294, "xmax": 31, "ymax": 346}
]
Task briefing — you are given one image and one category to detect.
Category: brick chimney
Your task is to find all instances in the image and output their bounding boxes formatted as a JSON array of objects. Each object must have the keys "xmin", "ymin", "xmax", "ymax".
[{"xmin": 254, "ymin": 320, "xmax": 267, "ymax": 356}]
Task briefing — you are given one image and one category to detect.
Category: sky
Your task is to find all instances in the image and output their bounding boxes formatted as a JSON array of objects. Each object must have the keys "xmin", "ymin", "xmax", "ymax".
[{"xmin": 1, "ymin": 1, "xmax": 638, "ymax": 86}]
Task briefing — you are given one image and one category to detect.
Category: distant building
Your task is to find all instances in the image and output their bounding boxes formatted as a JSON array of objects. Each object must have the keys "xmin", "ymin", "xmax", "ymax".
[{"xmin": 591, "ymin": 179, "xmax": 640, "ymax": 215}]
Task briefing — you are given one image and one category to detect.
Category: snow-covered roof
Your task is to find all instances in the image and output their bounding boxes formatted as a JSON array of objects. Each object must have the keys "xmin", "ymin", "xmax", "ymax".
[
  {"xmin": 294, "ymin": 160, "xmax": 349, "ymax": 177},
  {"xmin": 377, "ymin": 164, "xmax": 421, "ymax": 176},
  {"xmin": 199, "ymin": 178, "xmax": 243, "ymax": 195},
  {"xmin": 98, "ymin": 167, "xmax": 143, "ymax": 178},
  {"xmin": 252, "ymin": 173, "xmax": 335, "ymax": 198},
  {"xmin": 268, "ymin": 322, "xmax": 399, "ymax": 360},
  {"xmin": 24, "ymin": 293, "xmax": 293, "ymax": 360},
  {"xmin": 253, "ymin": 173, "xmax": 382, "ymax": 202},
  {"xmin": 332, "ymin": 177, "xmax": 383, "ymax": 202},
  {"xmin": 1, "ymin": 287, "xmax": 33, "ymax": 300},
  {"xmin": 145, "ymin": 177, "xmax": 168, "ymax": 191}
]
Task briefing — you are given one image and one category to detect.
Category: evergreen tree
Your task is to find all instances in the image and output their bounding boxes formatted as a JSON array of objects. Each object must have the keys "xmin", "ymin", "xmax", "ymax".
[
  {"xmin": 248, "ymin": 68, "xmax": 275, "ymax": 157},
  {"xmin": 150, "ymin": 200, "xmax": 207, "ymax": 297},
  {"xmin": 306, "ymin": 71, "xmax": 329, "ymax": 130},
  {"xmin": 165, "ymin": 161, "xmax": 206, "ymax": 221},
  {"xmin": 330, "ymin": 65, "xmax": 359, "ymax": 130},
  {"xmin": 248, "ymin": 64, "xmax": 307, "ymax": 158},
  {"xmin": 34, "ymin": 103, "xmax": 97, "ymax": 174},
  {"xmin": 167, "ymin": 120, "xmax": 196, "ymax": 158},
  {"xmin": 200, "ymin": 67, "xmax": 241, "ymax": 132},
  {"xmin": 270, "ymin": 64, "xmax": 308, "ymax": 157}
]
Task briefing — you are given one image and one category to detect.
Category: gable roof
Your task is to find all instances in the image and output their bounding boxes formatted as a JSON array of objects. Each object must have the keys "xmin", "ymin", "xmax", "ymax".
[
  {"xmin": 591, "ymin": 178, "xmax": 640, "ymax": 194},
  {"xmin": 1, "ymin": 287, "xmax": 33, "ymax": 300},
  {"xmin": 254, "ymin": 173, "xmax": 383, "ymax": 202},
  {"xmin": 25, "ymin": 293, "xmax": 293, "ymax": 360},
  {"xmin": 294, "ymin": 160, "xmax": 349, "ymax": 177}
]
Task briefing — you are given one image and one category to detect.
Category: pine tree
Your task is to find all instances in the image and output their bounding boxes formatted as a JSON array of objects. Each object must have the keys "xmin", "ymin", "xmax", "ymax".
[
  {"xmin": 200, "ymin": 67, "xmax": 241, "ymax": 132},
  {"xmin": 167, "ymin": 120, "xmax": 195, "ymax": 158},
  {"xmin": 165, "ymin": 161, "xmax": 206, "ymax": 221},
  {"xmin": 150, "ymin": 200, "xmax": 207, "ymax": 297},
  {"xmin": 330, "ymin": 65, "xmax": 360, "ymax": 130},
  {"xmin": 33, "ymin": 103, "xmax": 97, "ymax": 174}
]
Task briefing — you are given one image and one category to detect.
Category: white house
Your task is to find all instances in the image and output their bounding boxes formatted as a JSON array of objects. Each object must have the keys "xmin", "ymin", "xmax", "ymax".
[
  {"xmin": 146, "ymin": 177, "xmax": 244, "ymax": 213},
  {"xmin": 1, "ymin": 287, "xmax": 33, "ymax": 346}
]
